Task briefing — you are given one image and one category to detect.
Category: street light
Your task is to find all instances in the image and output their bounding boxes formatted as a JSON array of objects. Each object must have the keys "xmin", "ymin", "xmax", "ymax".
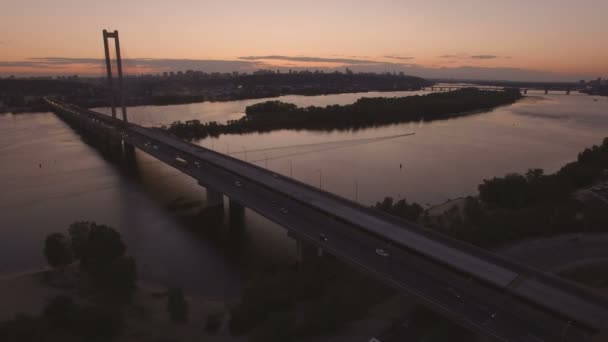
[
  {"xmin": 265, "ymin": 152, "xmax": 268, "ymax": 168},
  {"xmin": 225, "ymin": 142, "xmax": 230, "ymax": 154},
  {"xmin": 354, "ymin": 180, "xmax": 358, "ymax": 202},
  {"xmin": 289, "ymin": 159, "xmax": 293, "ymax": 177},
  {"xmin": 242, "ymin": 146, "xmax": 247, "ymax": 161}
]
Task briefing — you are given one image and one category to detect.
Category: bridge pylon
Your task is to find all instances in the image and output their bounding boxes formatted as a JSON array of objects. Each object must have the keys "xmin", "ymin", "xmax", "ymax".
[{"xmin": 102, "ymin": 29, "xmax": 127, "ymax": 123}]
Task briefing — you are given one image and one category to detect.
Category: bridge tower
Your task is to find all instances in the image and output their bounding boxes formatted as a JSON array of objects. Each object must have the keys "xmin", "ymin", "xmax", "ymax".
[{"xmin": 102, "ymin": 30, "xmax": 127, "ymax": 122}]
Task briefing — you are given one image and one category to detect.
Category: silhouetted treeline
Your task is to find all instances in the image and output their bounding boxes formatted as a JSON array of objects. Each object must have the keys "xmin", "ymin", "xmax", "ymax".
[
  {"xmin": 0, "ymin": 72, "xmax": 430, "ymax": 112},
  {"xmin": 166, "ymin": 88, "xmax": 522, "ymax": 139},
  {"xmin": 376, "ymin": 137, "xmax": 608, "ymax": 248}
]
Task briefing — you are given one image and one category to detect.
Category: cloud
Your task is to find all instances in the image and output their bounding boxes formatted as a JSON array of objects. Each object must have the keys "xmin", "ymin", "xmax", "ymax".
[
  {"xmin": 238, "ymin": 55, "xmax": 377, "ymax": 65},
  {"xmin": 0, "ymin": 57, "xmax": 258, "ymax": 73},
  {"xmin": 470, "ymin": 55, "xmax": 498, "ymax": 59},
  {"xmin": 439, "ymin": 54, "xmax": 500, "ymax": 60},
  {"xmin": 0, "ymin": 56, "xmax": 596, "ymax": 82},
  {"xmin": 384, "ymin": 55, "xmax": 415, "ymax": 60}
]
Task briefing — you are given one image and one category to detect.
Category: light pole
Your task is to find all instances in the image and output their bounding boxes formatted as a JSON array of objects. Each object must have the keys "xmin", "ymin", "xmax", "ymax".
[
  {"xmin": 242, "ymin": 146, "xmax": 247, "ymax": 161},
  {"xmin": 355, "ymin": 180, "xmax": 358, "ymax": 202},
  {"xmin": 265, "ymin": 152, "xmax": 268, "ymax": 168},
  {"xmin": 225, "ymin": 142, "xmax": 230, "ymax": 154},
  {"xmin": 289, "ymin": 159, "xmax": 293, "ymax": 177}
]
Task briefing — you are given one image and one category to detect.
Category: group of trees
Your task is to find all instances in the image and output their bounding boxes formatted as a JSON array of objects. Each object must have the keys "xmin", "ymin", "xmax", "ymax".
[
  {"xmin": 375, "ymin": 137, "xmax": 608, "ymax": 248},
  {"xmin": 1, "ymin": 222, "xmax": 137, "ymax": 341},
  {"xmin": 44, "ymin": 222, "xmax": 136, "ymax": 299},
  {"xmin": 229, "ymin": 259, "xmax": 391, "ymax": 341},
  {"xmin": 166, "ymin": 88, "xmax": 522, "ymax": 140}
]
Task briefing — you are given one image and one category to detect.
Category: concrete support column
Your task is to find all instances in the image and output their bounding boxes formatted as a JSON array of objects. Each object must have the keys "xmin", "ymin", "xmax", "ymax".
[
  {"xmin": 123, "ymin": 141, "xmax": 135, "ymax": 158},
  {"xmin": 228, "ymin": 199, "xmax": 244, "ymax": 224},
  {"xmin": 294, "ymin": 238, "xmax": 322, "ymax": 263},
  {"xmin": 206, "ymin": 188, "xmax": 224, "ymax": 208}
]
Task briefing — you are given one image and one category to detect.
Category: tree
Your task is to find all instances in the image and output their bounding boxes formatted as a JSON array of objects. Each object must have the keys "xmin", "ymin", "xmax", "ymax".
[
  {"xmin": 44, "ymin": 233, "xmax": 73, "ymax": 269},
  {"xmin": 80, "ymin": 224, "xmax": 126, "ymax": 278},
  {"xmin": 68, "ymin": 221, "xmax": 91, "ymax": 260},
  {"xmin": 167, "ymin": 288, "xmax": 189, "ymax": 323}
]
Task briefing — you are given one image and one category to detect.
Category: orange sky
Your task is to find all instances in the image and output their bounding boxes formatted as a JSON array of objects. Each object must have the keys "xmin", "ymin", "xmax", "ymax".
[{"xmin": 1, "ymin": 0, "xmax": 607, "ymax": 80}]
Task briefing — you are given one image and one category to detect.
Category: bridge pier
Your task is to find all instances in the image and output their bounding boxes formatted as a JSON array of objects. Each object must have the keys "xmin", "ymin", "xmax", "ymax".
[
  {"xmin": 206, "ymin": 188, "xmax": 224, "ymax": 209},
  {"xmin": 294, "ymin": 237, "xmax": 324, "ymax": 263},
  {"xmin": 228, "ymin": 198, "xmax": 245, "ymax": 226}
]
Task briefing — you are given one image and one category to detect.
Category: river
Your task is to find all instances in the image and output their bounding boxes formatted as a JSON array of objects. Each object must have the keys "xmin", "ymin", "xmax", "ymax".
[{"xmin": 1, "ymin": 89, "xmax": 607, "ymax": 295}]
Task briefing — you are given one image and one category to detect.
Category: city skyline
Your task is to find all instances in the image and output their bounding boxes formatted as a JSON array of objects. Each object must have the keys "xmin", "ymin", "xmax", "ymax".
[{"xmin": 1, "ymin": 0, "xmax": 607, "ymax": 81}]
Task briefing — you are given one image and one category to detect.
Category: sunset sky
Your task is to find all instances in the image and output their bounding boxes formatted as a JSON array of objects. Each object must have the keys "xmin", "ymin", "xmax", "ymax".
[{"xmin": 1, "ymin": 0, "xmax": 607, "ymax": 81}]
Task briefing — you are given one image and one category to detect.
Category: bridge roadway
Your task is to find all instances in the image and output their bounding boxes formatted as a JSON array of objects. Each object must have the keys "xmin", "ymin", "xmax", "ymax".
[{"xmin": 47, "ymin": 99, "xmax": 608, "ymax": 342}]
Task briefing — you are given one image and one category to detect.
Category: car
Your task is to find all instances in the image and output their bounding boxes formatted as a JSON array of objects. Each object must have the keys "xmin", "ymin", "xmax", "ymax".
[
  {"xmin": 194, "ymin": 161, "xmax": 201, "ymax": 168},
  {"xmin": 319, "ymin": 233, "xmax": 328, "ymax": 242},
  {"xmin": 444, "ymin": 287, "xmax": 464, "ymax": 302},
  {"xmin": 375, "ymin": 248, "xmax": 389, "ymax": 257},
  {"xmin": 152, "ymin": 145, "xmax": 159, "ymax": 150},
  {"xmin": 234, "ymin": 180, "xmax": 242, "ymax": 187},
  {"xmin": 280, "ymin": 207, "xmax": 288, "ymax": 214}
]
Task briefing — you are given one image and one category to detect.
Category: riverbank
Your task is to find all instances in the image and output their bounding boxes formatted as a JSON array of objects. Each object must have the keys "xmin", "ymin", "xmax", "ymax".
[
  {"xmin": 0, "ymin": 269, "xmax": 238, "ymax": 341},
  {"xmin": 165, "ymin": 88, "xmax": 522, "ymax": 139}
]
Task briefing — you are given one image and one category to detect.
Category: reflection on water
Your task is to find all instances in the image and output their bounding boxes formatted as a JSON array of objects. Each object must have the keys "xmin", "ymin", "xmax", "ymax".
[{"xmin": 1, "ymin": 90, "xmax": 607, "ymax": 293}]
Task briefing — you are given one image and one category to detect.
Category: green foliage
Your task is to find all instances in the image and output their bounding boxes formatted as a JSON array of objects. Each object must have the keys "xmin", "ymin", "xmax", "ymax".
[
  {"xmin": 68, "ymin": 221, "xmax": 91, "ymax": 260},
  {"xmin": 44, "ymin": 233, "xmax": 73, "ymax": 268},
  {"xmin": 167, "ymin": 288, "xmax": 189, "ymax": 323},
  {"xmin": 374, "ymin": 197, "xmax": 423, "ymax": 221},
  {"xmin": 167, "ymin": 88, "xmax": 522, "ymax": 139},
  {"xmin": 46, "ymin": 222, "xmax": 136, "ymax": 301},
  {"xmin": 81, "ymin": 223, "xmax": 126, "ymax": 277}
]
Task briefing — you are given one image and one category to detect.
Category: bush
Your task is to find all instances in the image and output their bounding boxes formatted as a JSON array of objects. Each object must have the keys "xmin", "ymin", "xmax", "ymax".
[{"xmin": 167, "ymin": 288, "xmax": 189, "ymax": 323}]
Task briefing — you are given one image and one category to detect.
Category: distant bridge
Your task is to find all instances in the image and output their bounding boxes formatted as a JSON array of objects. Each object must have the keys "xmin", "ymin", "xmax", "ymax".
[
  {"xmin": 43, "ymin": 30, "xmax": 608, "ymax": 342},
  {"xmin": 425, "ymin": 84, "xmax": 577, "ymax": 95}
]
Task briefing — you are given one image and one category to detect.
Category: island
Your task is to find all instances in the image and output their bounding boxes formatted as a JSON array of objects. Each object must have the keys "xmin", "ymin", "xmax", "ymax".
[{"xmin": 165, "ymin": 88, "xmax": 522, "ymax": 139}]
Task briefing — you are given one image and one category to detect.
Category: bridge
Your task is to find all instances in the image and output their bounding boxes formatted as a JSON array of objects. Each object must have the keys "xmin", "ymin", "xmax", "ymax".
[
  {"xmin": 427, "ymin": 84, "xmax": 577, "ymax": 95},
  {"xmin": 45, "ymin": 30, "xmax": 608, "ymax": 342}
]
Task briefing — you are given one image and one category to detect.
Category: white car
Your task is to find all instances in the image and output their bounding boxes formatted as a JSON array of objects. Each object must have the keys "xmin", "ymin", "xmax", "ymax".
[
  {"xmin": 234, "ymin": 180, "xmax": 242, "ymax": 187},
  {"xmin": 375, "ymin": 248, "xmax": 389, "ymax": 257}
]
